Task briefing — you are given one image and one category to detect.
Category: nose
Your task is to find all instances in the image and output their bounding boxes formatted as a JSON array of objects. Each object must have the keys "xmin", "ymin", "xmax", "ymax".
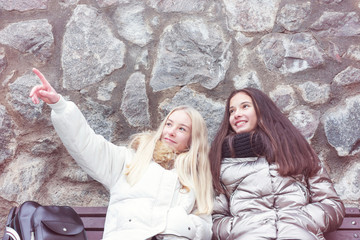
[
  {"xmin": 234, "ymin": 109, "xmax": 242, "ymax": 118},
  {"xmin": 168, "ymin": 126, "xmax": 176, "ymax": 136}
]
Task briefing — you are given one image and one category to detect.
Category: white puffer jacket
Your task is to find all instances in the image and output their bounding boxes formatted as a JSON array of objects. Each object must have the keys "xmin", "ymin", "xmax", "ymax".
[
  {"xmin": 212, "ymin": 157, "xmax": 345, "ymax": 240},
  {"xmin": 49, "ymin": 96, "xmax": 212, "ymax": 240}
]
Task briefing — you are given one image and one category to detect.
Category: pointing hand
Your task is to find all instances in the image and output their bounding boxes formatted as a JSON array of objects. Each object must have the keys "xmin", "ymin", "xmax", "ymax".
[{"xmin": 29, "ymin": 68, "xmax": 60, "ymax": 104}]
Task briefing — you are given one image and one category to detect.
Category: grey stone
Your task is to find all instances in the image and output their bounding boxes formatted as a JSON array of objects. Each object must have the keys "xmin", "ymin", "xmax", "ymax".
[
  {"xmin": 2, "ymin": 70, "xmax": 15, "ymax": 87},
  {"xmin": 121, "ymin": 72, "xmax": 150, "ymax": 127},
  {"xmin": 146, "ymin": 0, "xmax": 207, "ymax": 13},
  {"xmin": 96, "ymin": 0, "xmax": 129, "ymax": 8},
  {"xmin": 269, "ymin": 85, "xmax": 297, "ymax": 113},
  {"xmin": 297, "ymin": 81, "xmax": 330, "ymax": 105},
  {"xmin": 59, "ymin": 0, "xmax": 79, "ymax": 7},
  {"xmin": 0, "ymin": 0, "xmax": 47, "ymax": 11},
  {"xmin": 232, "ymin": 71, "xmax": 262, "ymax": 90},
  {"xmin": 345, "ymin": 45, "xmax": 360, "ymax": 61},
  {"xmin": 0, "ymin": 47, "xmax": 6, "ymax": 75},
  {"xmin": 43, "ymin": 181, "xmax": 109, "ymax": 206},
  {"xmin": 310, "ymin": 12, "xmax": 360, "ymax": 37},
  {"xmin": 257, "ymin": 33, "xmax": 325, "ymax": 74},
  {"xmin": 59, "ymin": 158, "xmax": 94, "ymax": 183},
  {"xmin": 277, "ymin": 2, "xmax": 311, "ymax": 31},
  {"xmin": 80, "ymin": 98, "xmax": 115, "ymax": 141},
  {"xmin": 234, "ymin": 32, "xmax": 253, "ymax": 47},
  {"xmin": 288, "ymin": 106, "xmax": 320, "ymax": 141},
  {"xmin": 113, "ymin": 3, "xmax": 153, "ymax": 47},
  {"xmin": 97, "ymin": 82, "xmax": 117, "ymax": 101},
  {"xmin": 150, "ymin": 18, "xmax": 231, "ymax": 91},
  {"xmin": 334, "ymin": 66, "xmax": 360, "ymax": 86},
  {"xmin": 223, "ymin": 0, "xmax": 281, "ymax": 32},
  {"xmin": 0, "ymin": 19, "xmax": 53, "ymax": 62},
  {"xmin": 322, "ymin": 95, "xmax": 360, "ymax": 156},
  {"xmin": 31, "ymin": 137, "xmax": 60, "ymax": 155},
  {"xmin": 0, "ymin": 155, "xmax": 55, "ymax": 202},
  {"xmin": 0, "ymin": 105, "xmax": 15, "ymax": 164},
  {"xmin": 8, "ymin": 72, "xmax": 44, "ymax": 122},
  {"xmin": 334, "ymin": 161, "xmax": 360, "ymax": 202},
  {"xmin": 62, "ymin": 4, "xmax": 126, "ymax": 90},
  {"xmin": 319, "ymin": 0, "xmax": 343, "ymax": 4}
]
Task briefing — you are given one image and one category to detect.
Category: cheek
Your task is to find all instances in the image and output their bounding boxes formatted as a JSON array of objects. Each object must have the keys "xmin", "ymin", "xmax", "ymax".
[
  {"xmin": 180, "ymin": 134, "xmax": 191, "ymax": 148},
  {"xmin": 186, "ymin": 135, "xmax": 192, "ymax": 146},
  {"xmin": 251, "ymin": 116, "xmax": 258, "ymax": 129},
  {"xmin": 229, "ymin": 116, "xmax": 234, "ymax": 124}
]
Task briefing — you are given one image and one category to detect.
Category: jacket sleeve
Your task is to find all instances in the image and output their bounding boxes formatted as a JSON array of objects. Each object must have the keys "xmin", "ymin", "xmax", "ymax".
[
  {"xmin": 160, "ymin": 206, "xmax": 212, "ymax": 240},
  {"xmin": 212, "ymin": 193, "xmax": 233, "ymax": 240},
  {"xmin": 49, "ymin": 96, "xmax": 133, "ymax": 190},
  {"xmin": 301, "ymin": 166, "xmax": 345, "ymax": 233}
]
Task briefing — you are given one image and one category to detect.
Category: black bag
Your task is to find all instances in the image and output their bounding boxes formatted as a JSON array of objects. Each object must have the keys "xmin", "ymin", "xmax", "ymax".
[{"xmin": 2, "ymin": 201, "xmax": 87, "ymax": 240}]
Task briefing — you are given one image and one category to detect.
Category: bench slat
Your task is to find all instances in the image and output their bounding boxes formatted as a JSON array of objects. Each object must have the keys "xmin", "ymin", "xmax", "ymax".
[
  {"xmin": 85, "ymin": 230, "xmax": 104, "ymax": 240},
  {"xmin": 324, "ymin": 230, "xmax": 360, "ymax": 240},
  {"xmin": 73, "ymin": 206, "xmax": 107, "ymax": 217},
  {"xmin": 344, "ymin": 208, "xmax": 360, "ymax": 217},
  {"xmin": 339, "ymin": 217, "xmax": 360, "ymax": 230},
  {"xmin": 81, "ymin": 216, "xmax": 106, "ymax": 230}
]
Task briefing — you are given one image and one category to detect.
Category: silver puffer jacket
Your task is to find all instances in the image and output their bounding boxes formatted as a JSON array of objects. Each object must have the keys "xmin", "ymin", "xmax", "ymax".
[{"xmin": 212, "ymin": 157, "xmax": 345, "ymax": 240}]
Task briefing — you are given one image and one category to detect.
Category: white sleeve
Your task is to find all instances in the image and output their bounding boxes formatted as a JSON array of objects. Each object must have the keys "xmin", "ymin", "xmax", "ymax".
[{"xmin": 49, "ymin": 96, "xmax": 133, "ymax": 189}]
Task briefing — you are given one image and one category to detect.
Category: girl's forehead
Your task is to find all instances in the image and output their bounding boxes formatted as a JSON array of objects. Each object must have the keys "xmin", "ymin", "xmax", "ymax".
[
  {"xmin": 230, "ymin": 92, "xmax": 252, "ymax": 104},
  {"xmin": 168, "ymin": 110, "xmax": 192, "ymax": 125}
]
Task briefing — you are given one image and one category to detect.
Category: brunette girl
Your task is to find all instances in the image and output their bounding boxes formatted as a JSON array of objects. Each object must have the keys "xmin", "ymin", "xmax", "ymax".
[{"xmin": 210, "ymin": 88, "xmax": 344, "ymax": 240}]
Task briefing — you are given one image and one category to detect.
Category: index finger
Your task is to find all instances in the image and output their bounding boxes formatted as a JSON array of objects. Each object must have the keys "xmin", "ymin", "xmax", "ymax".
[{"xmin": 32, "ymin": 68, "xmax": 50, "ymax": 87}]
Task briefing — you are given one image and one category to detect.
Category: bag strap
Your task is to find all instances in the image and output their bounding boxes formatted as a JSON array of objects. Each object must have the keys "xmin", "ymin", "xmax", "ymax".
[
  {"xmin": 4, "ymin": 227, "xmax": 21, "ymax": 240},
  {"xmin": 2, "ymin": 207, "xmax": 17, "ymax": 240}
]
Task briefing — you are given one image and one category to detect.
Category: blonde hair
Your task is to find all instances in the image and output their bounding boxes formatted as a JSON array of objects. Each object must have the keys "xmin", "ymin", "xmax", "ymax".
[{"xmin": 125, "ymin": 106, "xmax": 214, "ymax": 214}]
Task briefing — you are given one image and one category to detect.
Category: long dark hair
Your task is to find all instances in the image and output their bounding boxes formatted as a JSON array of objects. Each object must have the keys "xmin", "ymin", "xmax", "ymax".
[{"xmin": 209, "ymin": 88, "xmax": 321, "ymax": 194}]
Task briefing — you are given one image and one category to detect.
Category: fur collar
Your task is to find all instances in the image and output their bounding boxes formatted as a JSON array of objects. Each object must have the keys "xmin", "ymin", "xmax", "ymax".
[{"xmin": 153, "ymin": 140, "xmax": 177, "ymax": 170}]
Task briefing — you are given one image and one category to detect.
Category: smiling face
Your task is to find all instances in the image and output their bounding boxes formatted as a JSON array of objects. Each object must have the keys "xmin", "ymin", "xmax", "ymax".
[
  {"xmin": 229, "ymin": 92, "xmax": 258, "ymax": 134},
  {"xmin": 161, "ymin": 110, "xmax": 192, "ymax": 153}
]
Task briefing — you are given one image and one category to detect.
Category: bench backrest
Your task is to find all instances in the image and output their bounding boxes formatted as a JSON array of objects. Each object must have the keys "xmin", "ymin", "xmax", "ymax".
[
  {"xmin": 73, "ymin": 207, "xmax": 106, "ymax": 240},
  {"xmin": 73, "ymin": 207, "xmax": 360, "ymax": 240}
]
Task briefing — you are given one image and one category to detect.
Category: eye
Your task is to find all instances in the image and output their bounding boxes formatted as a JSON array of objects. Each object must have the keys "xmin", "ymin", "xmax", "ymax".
[
  {"xmin": 229, "ymin": 109, "xmax": 234, "ymax": 114},
  {"xmin": 242, "ymin": 104, "xmax": 250, "ymax": 109},
  {"xmin": 179, "ymin": 127, "xmax": 186, "ymax": 132},
  {"xmin": 166, "ymin": 122, "xmax": 172, "ymax": 127}
]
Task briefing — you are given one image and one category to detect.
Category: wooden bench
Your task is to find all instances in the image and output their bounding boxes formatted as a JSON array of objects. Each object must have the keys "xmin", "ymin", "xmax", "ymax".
[
  {"xmin": 73, "ymin": 206, "xmax": 107, "ymax": 240},
  {"xmin": 324, "ymin": 207, "xmax": 360, "ymax": 240},
  {"xmin": 73, "ymin": 207, "xmax": 360, "ymax": 240}
]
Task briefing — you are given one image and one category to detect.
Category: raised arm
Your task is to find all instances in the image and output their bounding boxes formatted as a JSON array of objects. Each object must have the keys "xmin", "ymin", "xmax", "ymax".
[
  {"xmin": 28, "ymin": 68, "xmax": 131, "ymax": 189},
  {"xmin": 29, "ymin": 68, "xmax": 60, "ymax": 105}
]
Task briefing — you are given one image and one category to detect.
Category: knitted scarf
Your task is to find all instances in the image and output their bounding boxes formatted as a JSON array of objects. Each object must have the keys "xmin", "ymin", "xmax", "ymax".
[{"xmin": 221, "ymin": 133, "xmax": 263, "ymax": 158}]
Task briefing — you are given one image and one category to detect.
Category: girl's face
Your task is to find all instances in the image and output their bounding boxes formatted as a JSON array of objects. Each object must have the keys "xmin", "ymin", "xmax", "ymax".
[
  {"xmin": 161, "ymin": 110, "xmax": 192, "ymax": 152},
  {"xmin": 229, "ymin": 92, "xmax": 258, "ymax": 134}
]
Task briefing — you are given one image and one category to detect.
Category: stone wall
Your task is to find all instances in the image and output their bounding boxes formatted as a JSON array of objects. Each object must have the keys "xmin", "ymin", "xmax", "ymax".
[{"xmin": 1, "ymin": 0, "xmax": 360, "ymax": 227}]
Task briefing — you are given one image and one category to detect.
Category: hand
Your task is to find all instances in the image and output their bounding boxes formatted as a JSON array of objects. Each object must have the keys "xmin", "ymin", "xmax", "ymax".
[{"xmin": 29, "ymin": 68, "xmax": 60, "ymax": 104}]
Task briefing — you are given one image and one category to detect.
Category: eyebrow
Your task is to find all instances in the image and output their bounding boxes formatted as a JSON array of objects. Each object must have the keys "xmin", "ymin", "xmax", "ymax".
[
  {"xmin": 166, "ymin": 118, "xmax": 191, "ymax": 129},
  {"xmin": 229, "ymin": 101, "xmax": 252, "ymax": 108}
]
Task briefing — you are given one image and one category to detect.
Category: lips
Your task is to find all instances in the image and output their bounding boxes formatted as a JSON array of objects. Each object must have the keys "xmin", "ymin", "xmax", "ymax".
[
  {"xmin": 164, "ymin": 137, "xmax": 176, "ymax": 144},
  {"xmin": 235, "ymin": 120, "xmax": 247, "ymax": 127}
]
